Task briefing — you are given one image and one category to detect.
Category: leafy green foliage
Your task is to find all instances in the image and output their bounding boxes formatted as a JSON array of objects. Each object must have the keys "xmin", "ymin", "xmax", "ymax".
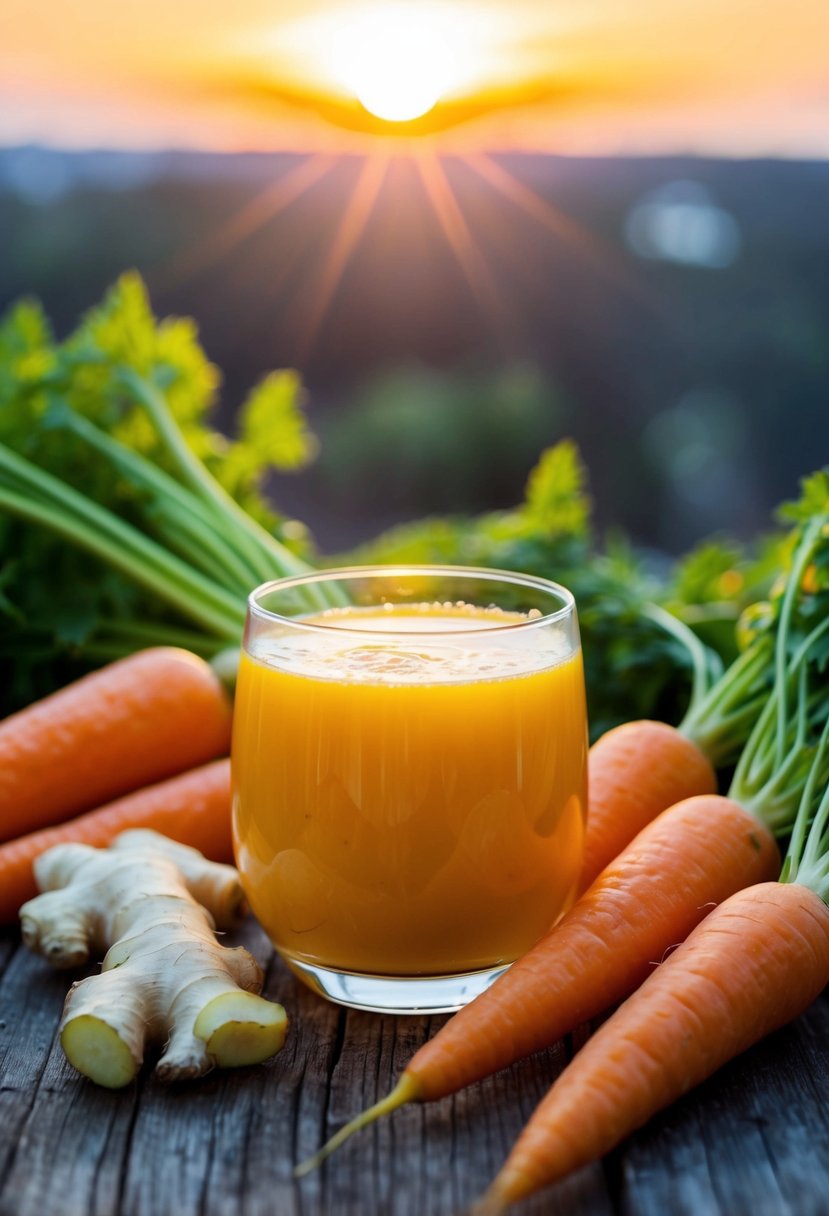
[
  {"xmin": 776, "ymin": 471, "xmax": 829, "ymax": 675},
  {"xmin": 216, "ymin": 370, "xmax": 318, "ymax": 527},
  {"xmin": 343, "ymin": 442, "xmax": 741, "ymax": 741},
  {"xmin": 665, "ymin": 532, "xmax": 786, "ymax": 666},
  {"xmin": 779, "ymin": 468, "xmax": 829, "ymax": 524},
  {"xmin": 1, "ymin": 273, "xmax": 821, "ymax": 753},
  {"xmin": 0, "ymin": 274, "xmax": 317, "ymax": 714},
  {"xmin": 524, "ymin": 439, "xmax": 591, "ymax": 536},
  {"xmin": 725, "ymin": 468, "xmax": 829, "ymax": 665}
]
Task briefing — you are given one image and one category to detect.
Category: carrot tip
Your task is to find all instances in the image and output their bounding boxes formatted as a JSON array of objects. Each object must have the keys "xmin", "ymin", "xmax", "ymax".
[
  {"xmin": 467, "ymin": 1188, "xmax": 508, "ymax": 1216},
  {"xmin": 294, "ymin": 1072, "xmax": 419, "ymax": 1178}
]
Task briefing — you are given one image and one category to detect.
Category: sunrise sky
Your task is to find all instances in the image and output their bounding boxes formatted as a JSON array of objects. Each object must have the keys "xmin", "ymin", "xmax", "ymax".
[{"xmin": 1, "ymin": 0, "xmax": 828, "ymax": 156}]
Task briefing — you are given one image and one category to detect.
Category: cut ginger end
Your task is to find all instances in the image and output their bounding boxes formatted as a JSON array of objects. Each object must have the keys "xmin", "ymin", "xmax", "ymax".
[
  {"xmin": 61, "ymin": 1015, "xmax": 139, "ymax": 1090},
  {"xmin": 61, "ymin": 994, "xmax": 289, "ymax": 1089},
  {"xmin": 194, "ymin": 991, "xmax": 289, "ymax": 1069}
]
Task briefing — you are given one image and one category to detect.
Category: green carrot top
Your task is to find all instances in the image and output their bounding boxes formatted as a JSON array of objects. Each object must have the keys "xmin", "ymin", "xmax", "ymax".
[
  {"xmin": 725, "ymin": 506, "xmax": 829, "ymax": 837},
  {"xmin": 676, "ymin": 477, "xmax": 829, "ymax": 773}
]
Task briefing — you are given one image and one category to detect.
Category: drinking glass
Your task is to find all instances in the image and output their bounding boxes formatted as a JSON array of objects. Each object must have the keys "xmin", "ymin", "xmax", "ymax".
[{"xmin": 231, "ymin": 565, "xmax": 588, "ymax": 1014}]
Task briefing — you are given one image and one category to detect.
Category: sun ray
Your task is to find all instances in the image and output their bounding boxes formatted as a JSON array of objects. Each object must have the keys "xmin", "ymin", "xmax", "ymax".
[
  {"xmin": 157, "ymin": 153, "xmax": 337, "ymax": 290},
  {"xmin": 464, "ymin": 152, "xmax": 654, "ymax": 304},
  {"xmin": 413, "ymin": 153, "xmax": 518, "ymax": 347},
  {"xmin": 295, "ymin": 152, "xmax": 390, "ymax": 361}
]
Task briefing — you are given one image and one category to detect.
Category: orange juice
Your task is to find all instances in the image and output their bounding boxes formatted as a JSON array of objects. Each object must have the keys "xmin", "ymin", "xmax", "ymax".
[{"xmin": 232, "ymin": 602, "xmax": 588, "ymax": 982}]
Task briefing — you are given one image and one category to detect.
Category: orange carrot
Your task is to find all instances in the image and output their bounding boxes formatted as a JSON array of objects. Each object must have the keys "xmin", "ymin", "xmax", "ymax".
[
  {"xmin": 479, "ymin": 590, "xmax": 829, "ymax": 1210},
  {"xmin": 581, "ymin": 719, "xmax": 716, "ymax": 890},
  {"xmin": 296, "ymin": 793, "xmax": 781, "ymax": 1174},
  {"xmin": 478, "ymin": 881, "xmax": 829, "ymax": 1211},
  {"xmin": 294, "ymin": 514, "xmax": 829, "ymax": 1182},
  {"xmin": 399, "ymin": 794, "xmax": 778, "ymax": 1102},
  {"xmin": 579, "ymin": 598, "xmax": 776, "ymax": 892},
  {"xmin": 0, "ymin": 647, "xmax": 232, "ymax": 843},
  {"xmin": 297, "ymin": 575, "xmax": 825, "ymax": 1173},
  {"xmin": 0, "ymin": 758, "xmax": 230, "ymax": 923}
]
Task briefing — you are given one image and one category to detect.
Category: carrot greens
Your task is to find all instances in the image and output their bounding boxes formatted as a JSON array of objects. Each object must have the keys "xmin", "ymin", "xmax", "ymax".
[
  {"xmin": 673, "ymin": 479, "xmax": 829, "ymax": 770},
  {"xmin": 0, "ymin": 274, "xmax": 318, "ymax": 709},
  {"xmin": 0, "ymin": 272, "xmax": 821, "ymax": 753}
]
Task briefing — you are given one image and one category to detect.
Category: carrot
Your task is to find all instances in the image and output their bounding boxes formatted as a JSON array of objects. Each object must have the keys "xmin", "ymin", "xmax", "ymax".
[
  {"xmin": 577, "ymin": 600, "xmax": 778, "ymax": 892},
  {"xmin": 0, "ymin": 758, "xmax": 231, "ymax": 924},
  {"xmin": 394, "ymin": 794, "xmax": 778, "ymax": 1101},
  {"xmin": 0, "ymin": 647, "xmax": 232, "ymax": 844},
  {"xmin": 580, "ymin": 718, "xmax": 716, "ymax": 890},
  {"xmin": 295, "ymin": 794, "xmax": 782, "ymax": 1173},
  {"xmin": 295, "ymin": 512, "xmax": 829, "ymax": 1177},
  {"xmin": 479, "ymin": 601, "xmax": 829, "ymax": 1210},
  {"xmin": 477, "ymin": 881, "xmax": 829, "ymax": 1212},
  {"xmin": 578, "ymin": 508, "xmax": 829, "ymax": 889}
]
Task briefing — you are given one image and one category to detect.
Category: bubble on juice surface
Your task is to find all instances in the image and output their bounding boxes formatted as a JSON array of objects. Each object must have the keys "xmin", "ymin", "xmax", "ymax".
[
  {"xmin": 248, "ymin": 604, "xmax": 575, "ymax": 684},
  {"xmin": 310, "ymin": 601, "xmax": 539, "ymax": 628},
  {"xmin": 251, "ymin": 635, "xmax": 573, "ymax": 685}
]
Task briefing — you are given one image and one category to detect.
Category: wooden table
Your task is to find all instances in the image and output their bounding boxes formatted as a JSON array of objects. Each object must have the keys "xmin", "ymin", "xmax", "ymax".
[{"xmin": 1, "ymin": 917, "xmax": 828, "ymax": 1216}]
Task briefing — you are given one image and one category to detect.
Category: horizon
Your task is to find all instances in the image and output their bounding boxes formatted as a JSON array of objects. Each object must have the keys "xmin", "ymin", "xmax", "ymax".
[
  {"xmin": 2, "ymin": 0, "xmax": 829, "ymax": 159},
  {"xmin": 3, "ymin": 5, "xmax": 827, "ymax": 558},
  {"xmin": 3, "ymin": 143, "xmax": 828, "ymax": 166}
]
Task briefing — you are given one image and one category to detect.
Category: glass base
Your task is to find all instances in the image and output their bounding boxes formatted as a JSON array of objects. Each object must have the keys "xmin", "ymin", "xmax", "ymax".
[{"xmin": 286, "ymin": 957, "xmax": 511, "ymax": 1014}]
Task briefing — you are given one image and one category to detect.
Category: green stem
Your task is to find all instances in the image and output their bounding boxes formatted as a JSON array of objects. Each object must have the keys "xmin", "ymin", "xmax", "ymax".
[
  {"xmin": 119, "ymin": 370, "xmax": 311, "ymax": 584},
  {"xmin": 786, "ymin": 613, "xmax": 829, "ymax": 678},
  {"xmin": 0, "ymin": 443, "xmax": 246, "ymax": 626},
  {"xmin": 726, "ymin": 517, "xmax": 829, "ymax": 837},
  {"xmin": 0, "ymin": 482, "xmax": 243, "ymax": 641},
  {"xmin": 50, "ymin": 406, "xmax": 263, "ymax": 591},
  {"xmin": 679, "ymin": 636, "xmax": 772, "ymax": 769},
  {"xmin": 120, "ymin": 370, "xmax": 343, "ymax": 613},
  {"xmin": 148, "ymin": 510, "xmax": 254, "ymax": 595},
  {"xmin": 728, "ymin": 679, "xmax": 786, "ymax": 802},
  {"xmin": 732, "ymin": 673, "xmax": 820, "ymax": 835},
  {"xmin": 771, "ymin": 516, "xmax": 825, "ymax": 768},
  {"xmin": 781, "ymin": 715, "xmax": 829, "ymax": 897},
  {"xmin": 94, "ymin": 618, "xmax": 232, "ymax": 655},
  {"xmin": 796, "ymin": 750, "xmax": 829, "ymax": 878},
  {"xmin": 643, "ymin": 602, "xmax": 716, "ymax": 720}
]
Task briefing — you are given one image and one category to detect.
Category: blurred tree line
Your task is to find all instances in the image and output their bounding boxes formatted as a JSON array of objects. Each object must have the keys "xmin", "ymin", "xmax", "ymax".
[{"xmin": 1, "ymin": 148, "xmax": 827, "ymax": 554}]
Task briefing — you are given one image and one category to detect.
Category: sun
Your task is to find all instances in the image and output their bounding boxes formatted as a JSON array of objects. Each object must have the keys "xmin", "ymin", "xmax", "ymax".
[{"xmin": 334, "ymin": 5, "xmax": 457, "ymax": 123}]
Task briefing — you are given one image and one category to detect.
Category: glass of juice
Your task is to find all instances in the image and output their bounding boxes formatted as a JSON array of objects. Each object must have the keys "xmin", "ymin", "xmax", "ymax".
[{"xmin": 232, "ymin": 565, "xmax": 588, "ymax": 1014}]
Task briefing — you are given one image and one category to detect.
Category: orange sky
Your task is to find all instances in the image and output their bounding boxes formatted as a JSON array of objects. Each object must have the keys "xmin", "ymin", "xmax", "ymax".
[{"xmin": 1, "ymin": 0, "xmax": 828, "ymax": 155}]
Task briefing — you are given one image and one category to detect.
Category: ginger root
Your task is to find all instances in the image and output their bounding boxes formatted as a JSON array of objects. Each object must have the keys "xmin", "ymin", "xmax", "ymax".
[{"xmin": 20, "ymin": 829, "xmax": 288, "ymax": 1088}]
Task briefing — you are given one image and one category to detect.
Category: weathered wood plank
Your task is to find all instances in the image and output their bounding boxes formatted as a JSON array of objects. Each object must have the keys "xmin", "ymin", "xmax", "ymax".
[
  {"xmin": 1, "ymin": 1048, "xmax": 138, "ymax": 1216},
  {"xmin": 117, "ymin": 931, "xmax": 345, "ymax": 1216},
  {"xmin": 1, "ymin": 922, "xmax": 828, "ymax": 1216},
  {"xmin": 0, "ymin": 932, "xmax": 139, "ymax": 1216},
  {"xmin": 0, "ymin": 934, "xmax": 17, "ymax": 980},
  {"xmin": 0, "ymin": 938, "xmax": 69, "ymax": 1181},
  {"xmin": 618, "ymin": 996, "xmax": 829, "ymax": 1216}
]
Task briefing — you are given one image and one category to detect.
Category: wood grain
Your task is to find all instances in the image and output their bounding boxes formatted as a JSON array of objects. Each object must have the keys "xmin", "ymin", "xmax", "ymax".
[{"xmin": 0, "ymin": 920, "xmax": 827, "ymax": 1216}]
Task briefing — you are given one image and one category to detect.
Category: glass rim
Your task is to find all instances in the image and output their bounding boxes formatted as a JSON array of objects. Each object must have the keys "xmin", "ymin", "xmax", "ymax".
[{"xmin": 247, "ymin": 564, "xmax": 576, "ymax": 637}]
